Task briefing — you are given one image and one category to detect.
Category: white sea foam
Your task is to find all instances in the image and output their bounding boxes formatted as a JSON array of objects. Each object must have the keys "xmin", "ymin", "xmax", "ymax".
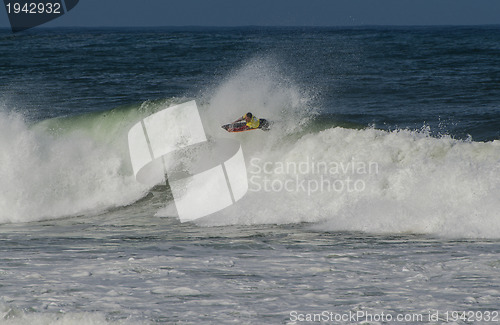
[
  {"xmin": 0, "ymin": 109, "xmax": 147, "ymax": 223},
  {"xmin": 199, "ymin": 126, "xmax": 500, "ymax": 238}
]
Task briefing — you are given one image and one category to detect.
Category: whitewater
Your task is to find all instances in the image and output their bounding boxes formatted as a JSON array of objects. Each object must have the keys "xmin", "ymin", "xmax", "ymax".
[{"xmin": 1, "ymin": 27, "xmax": 500, "ymax": 324}]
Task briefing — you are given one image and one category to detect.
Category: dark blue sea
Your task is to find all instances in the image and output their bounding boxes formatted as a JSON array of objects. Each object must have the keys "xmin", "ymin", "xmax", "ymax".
[{"xmin": 0, "ymin": 26, "xmax": 499, "ymax": 324}]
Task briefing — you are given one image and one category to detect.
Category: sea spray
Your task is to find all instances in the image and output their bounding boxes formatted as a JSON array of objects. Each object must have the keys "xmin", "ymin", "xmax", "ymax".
[{"xmin": 201, "ymin": 57, "xmax": 318, "ymax": 139}]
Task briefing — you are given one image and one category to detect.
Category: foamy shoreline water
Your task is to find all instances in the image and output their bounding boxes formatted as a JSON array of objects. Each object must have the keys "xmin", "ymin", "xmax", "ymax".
[{"xmin": 1, "ymin": 216, "xmax": 499, "ymax": 324}]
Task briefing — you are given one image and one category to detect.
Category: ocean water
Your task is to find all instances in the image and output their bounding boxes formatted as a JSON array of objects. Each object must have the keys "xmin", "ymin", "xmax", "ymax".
[{"xmin": 1, "ymin": 26, "xmax": 500, "ymax": 324}]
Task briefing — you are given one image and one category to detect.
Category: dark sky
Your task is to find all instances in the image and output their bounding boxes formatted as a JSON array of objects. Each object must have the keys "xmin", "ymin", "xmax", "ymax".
[{"xmin": 1, "ymin": 0, "xmax": 500, "ymax": 28}]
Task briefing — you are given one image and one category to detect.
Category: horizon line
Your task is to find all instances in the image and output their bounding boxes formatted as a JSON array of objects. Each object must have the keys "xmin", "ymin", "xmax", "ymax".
[{"xmin": 1, "ymin": 23, "xmax": 500, "ymax": 31}]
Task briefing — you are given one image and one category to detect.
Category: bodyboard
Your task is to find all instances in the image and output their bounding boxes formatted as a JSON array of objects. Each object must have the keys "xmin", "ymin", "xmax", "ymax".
[
  {"xmin": 222, "ymin": 119, "xmax": 271, "ymax": 133},
  {"xmin": 222, "ymin": 122, "xmax": 256, "ymax": 133}
]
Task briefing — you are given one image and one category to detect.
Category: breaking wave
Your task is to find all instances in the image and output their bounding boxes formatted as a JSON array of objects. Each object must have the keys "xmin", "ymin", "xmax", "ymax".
[{"xmin": 1, "ymin": 57, "xmax": 499, "ymax": 238}]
